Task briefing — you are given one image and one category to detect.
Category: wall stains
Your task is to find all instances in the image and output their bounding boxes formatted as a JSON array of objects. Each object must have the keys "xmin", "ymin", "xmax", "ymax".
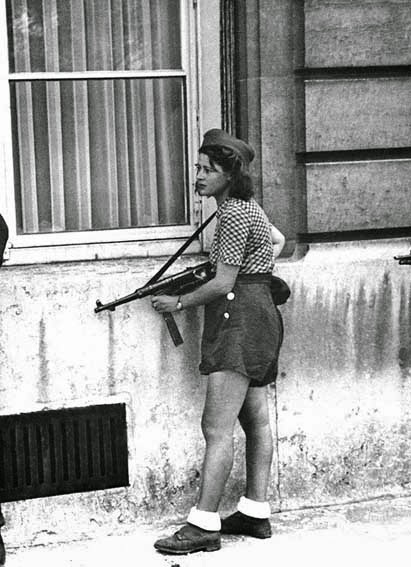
[
  {"xmin": 283, "ymin": 258, "xmax": 410, "ymax": 380},
  {"xmin": 107, "ymin": 314, "xmax": 116, "ymax": 396},
  {"xmin": 142, "ymin": 444, "xmax": 201, "ymax": 515},
  {"xmin": 398, "ymin": 279, "xmax": 411, "ymax": 382},
  {"xmin": 37, "ymin": 316, "xmax": 49, "ymax": 403},
  {"xmin": 276, "ymin": 245, "xmax": 411, "ymax": 508}
]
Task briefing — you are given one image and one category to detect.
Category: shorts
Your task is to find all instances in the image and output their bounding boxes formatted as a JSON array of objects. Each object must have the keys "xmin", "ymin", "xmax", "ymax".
[{"xmin": 199, "ymin": 273, "xmax": 283, "ymax": 387}]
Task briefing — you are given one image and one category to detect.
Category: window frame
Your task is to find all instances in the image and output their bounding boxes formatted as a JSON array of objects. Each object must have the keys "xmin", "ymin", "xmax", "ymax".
[{"xmin": 0, "ymin": 0, "xmax": 209, "ymax": 265}]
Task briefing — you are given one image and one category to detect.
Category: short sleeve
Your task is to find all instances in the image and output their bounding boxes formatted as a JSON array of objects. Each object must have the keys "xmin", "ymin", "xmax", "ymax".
[{"xmin": 216, "ymin": 207, "xmax": 250, "ymax": 265}]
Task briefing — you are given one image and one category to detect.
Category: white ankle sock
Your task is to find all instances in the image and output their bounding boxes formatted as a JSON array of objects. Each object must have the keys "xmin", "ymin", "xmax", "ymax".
[
  {"xmin": 237, "ymin": 496, "xmax": 271, "ymax": 519},
  {"xmin": 187, "ymin": 506, "xmax": 221, "ymax": 531}
]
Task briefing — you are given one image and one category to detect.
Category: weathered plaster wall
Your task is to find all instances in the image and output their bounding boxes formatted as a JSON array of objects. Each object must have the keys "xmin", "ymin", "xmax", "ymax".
[
  {"xmin": 1, "ymin": 239, "xmax": 410, "ymax": 548},
  {"xmin": 0, "ymin": 255, "xmax": 248, "ymax": 548},
  {"xmin": 277, "ymin": 239, "xmax": 411, "ymax": 509}
]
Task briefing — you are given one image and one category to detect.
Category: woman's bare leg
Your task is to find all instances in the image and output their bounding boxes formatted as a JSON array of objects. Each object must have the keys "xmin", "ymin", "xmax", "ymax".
[
  {"xmin": 197, "ymin": 370, "xmax": 250, "ymax": 512},
  {"xmin": 238, "ymin": 386, "xmax": 273, "ymax": 502}
]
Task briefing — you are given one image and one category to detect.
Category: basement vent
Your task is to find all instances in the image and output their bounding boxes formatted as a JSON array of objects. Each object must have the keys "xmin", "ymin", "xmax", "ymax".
[{"xmin": 0, "ymin": 403, "xmax": 129, "ymax": 503}]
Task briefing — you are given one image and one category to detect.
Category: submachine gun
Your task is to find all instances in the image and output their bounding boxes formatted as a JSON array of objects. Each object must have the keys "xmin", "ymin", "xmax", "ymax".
[
  {"xmin": 394, "ymin": 249, "xmax": 411, "ymax": 265},
  {"xmin": 94, "ymin": 261, "xmax": 214, "ymax": 345},
  {"xmin": 94, "ymin": 212, "xmax": 216, "ymax": 346}
]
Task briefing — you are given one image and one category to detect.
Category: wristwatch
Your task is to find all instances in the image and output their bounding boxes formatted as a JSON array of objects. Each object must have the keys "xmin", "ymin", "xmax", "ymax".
[{"xmin": 176, "ymin": 296, "xmax": 183, "ymax": 311}]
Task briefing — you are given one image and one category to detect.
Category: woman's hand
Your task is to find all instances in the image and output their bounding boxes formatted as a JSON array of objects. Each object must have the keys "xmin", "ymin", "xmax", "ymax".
[
  {"xmin": 151, "ymin": 262, "xmax": 239, "ymax": 313},
  {"xmin": 151, "ymin": 295, "xmax": 180, "ymax": 313}
]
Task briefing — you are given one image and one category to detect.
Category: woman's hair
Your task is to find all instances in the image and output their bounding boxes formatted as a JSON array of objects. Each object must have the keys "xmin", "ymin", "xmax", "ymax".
[{"xmin": 199, "ymin": 145, "xmax": 254, "ymax": 201}]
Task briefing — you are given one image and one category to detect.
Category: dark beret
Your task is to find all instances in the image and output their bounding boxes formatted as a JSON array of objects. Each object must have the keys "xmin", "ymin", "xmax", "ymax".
[{"xmin": 200, "ymin": 128, "xmax": 255, "ymax": 166}]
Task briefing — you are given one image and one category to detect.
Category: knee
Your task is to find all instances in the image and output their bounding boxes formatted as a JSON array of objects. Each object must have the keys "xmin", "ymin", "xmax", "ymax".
[
  {"xmin": 201, "ymin": 415, "xmax": 219, "ymax": 443},
  {"xmin": 239, "ymin": 413, "xmax": 271, "ymax": 437},
  {"xmin": 201, "ymin": 415, "xmax": 233, "ymax": 445}
]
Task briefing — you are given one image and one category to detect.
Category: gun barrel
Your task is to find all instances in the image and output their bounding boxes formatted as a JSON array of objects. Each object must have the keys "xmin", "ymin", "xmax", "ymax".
[{"xmin": 94, "ymin": 290, "xmax": 141, "ymax": 313}]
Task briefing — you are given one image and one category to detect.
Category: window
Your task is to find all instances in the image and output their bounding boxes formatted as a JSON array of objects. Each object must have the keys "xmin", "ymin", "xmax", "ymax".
[{"xmin": 0, "ymin": 0, "xmax": 203, "ymax": 263}]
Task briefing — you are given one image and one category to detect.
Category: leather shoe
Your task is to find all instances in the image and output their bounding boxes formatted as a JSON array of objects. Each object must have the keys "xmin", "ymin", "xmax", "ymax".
[
  {"xmin": 0, "ymin": 532, "xmax": 5, "ymax": 565},
  {"xmin": 154, "ymin": 523, "xmax": 221, "ymax": 555},
  {"xmin": 221, "ymin": 511, "xmax": 272, "ymax": 538}
]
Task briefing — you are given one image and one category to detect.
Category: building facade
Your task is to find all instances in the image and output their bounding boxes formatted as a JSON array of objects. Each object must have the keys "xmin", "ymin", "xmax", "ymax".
[{"xmin": 0, "ymin": 0, "xmax": 410, "ymax": 549}]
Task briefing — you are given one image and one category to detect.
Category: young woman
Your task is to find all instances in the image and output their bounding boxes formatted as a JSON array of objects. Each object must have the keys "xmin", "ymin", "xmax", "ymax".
[{"xmin": 151, "ymin": 129, "xmax": 285, "ymax": 555}]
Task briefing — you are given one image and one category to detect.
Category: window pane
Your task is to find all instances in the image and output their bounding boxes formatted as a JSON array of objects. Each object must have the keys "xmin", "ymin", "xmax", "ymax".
[
  {"xmin": 7, "ymin": 0, "xmax": 182, "ymax": 72},
  {"xmin": 11, "ymin": 78, "xmax": 188, "ymax": 234}
]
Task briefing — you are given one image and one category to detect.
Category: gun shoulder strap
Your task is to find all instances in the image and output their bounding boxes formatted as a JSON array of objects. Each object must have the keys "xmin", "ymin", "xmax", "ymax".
[
  {"xmin": 146, "ymin": 210, "xmax": 217, "ymax": 346},
  {"xmin": 146, "ymin": 210, "xmax": 216, "ymax": 286}
]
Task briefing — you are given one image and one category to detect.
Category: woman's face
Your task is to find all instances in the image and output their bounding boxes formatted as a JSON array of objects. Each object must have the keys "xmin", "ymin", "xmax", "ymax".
[{"xmin": 195, "ymin": 153, "xmax": 231, "ymax": 204}]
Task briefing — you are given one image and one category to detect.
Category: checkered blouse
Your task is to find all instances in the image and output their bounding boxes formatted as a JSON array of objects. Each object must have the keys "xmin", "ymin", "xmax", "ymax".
[{"xmin": 209, "ymin": 198, "xmax": 274, "ymax": 274}]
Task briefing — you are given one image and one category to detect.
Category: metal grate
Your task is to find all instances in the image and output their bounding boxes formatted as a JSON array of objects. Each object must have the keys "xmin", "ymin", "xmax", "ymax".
[{"xmin": 0, "ymin": 403, "xmax": 129, "ymax": 503}]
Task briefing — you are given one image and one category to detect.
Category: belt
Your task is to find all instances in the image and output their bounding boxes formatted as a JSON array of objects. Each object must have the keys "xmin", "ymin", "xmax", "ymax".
[{"xmin": 236, "ymin": 273, "xmax": 271, "ymax": 284}]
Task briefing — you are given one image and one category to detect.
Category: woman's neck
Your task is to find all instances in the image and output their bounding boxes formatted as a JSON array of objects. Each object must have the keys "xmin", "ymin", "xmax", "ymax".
[{"xmin": 214, "ymin": 190, "xmax": 231, "ymax": 207}]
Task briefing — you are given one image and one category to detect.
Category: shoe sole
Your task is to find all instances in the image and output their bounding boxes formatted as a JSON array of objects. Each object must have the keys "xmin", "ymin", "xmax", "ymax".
[
  {"xmin": 221, "ymin": 530, "xmax": 272, "ymax": 539},
  {"xmin": 155, "ymin": 543, "xmax": 221, "ymax": 555}
]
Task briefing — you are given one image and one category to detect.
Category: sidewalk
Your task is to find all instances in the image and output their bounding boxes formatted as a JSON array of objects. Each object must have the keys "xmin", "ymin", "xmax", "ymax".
[{"xmin": 6, "ymin": 495, "xmax": 411, "ymax": 567}]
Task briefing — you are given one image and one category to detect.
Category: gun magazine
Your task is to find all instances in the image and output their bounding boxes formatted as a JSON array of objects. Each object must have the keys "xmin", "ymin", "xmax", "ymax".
[{"xmin": 162, "ymin": 313, "xmax": 184, "ymax": 346}]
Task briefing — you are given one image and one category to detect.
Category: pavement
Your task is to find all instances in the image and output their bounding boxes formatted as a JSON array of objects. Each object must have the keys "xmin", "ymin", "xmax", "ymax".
[{"xmin": 5, "ymin": 495, "xmax": 411, "ymax": 567}]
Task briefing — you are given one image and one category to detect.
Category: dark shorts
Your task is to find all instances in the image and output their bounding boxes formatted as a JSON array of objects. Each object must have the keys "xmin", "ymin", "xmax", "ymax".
[{"xmin": 199, "ymin": 274, "xmax": 283, "ymax": 387}]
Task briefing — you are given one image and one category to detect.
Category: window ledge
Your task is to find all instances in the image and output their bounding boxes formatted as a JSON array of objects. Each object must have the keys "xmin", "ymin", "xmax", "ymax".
[{"xmin": 3, "ymin": 238, "xmax": 202, "ymax": 267}]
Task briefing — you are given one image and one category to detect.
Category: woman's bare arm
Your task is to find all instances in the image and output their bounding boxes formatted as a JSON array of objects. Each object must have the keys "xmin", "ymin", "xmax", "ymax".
[{"xmin": 270, "ymin": 224, "xmax": 285, "ymax": 259}]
